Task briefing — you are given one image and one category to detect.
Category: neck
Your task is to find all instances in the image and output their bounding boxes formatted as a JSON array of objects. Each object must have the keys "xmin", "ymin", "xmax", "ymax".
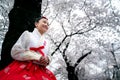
[{"xmin": 39, "ymin": 31, "xmax": 44, "ymax": 35}]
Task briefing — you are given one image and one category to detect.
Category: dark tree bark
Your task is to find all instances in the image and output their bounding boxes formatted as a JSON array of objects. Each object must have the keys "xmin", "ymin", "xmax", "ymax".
[
  {"xmin": 67, "ymin": 63, "xmax": 78, "ymax": 80},
  {"xmin": 0, "ymin": 0, "xmax": 42, "ymax": 70},
  {"xmin": 66, "ymin": 51, "xmax": 92, "ymax": 80}
]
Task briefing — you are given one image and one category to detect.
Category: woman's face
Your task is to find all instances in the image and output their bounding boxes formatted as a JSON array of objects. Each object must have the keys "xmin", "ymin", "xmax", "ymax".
[{"xmin": 35, "ymin": 18, "xmax": 49, "ymax": 35}]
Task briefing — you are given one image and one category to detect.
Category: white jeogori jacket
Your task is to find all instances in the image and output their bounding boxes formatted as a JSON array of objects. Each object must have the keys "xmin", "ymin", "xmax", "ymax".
[{"xmin": 11, "ymin": 28, "xmax": 51, "ymax": 63}]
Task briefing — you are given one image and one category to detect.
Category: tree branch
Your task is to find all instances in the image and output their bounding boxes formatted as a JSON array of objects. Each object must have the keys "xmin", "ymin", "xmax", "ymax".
[{"xmin": 74, "ymin": 50, "xmax": 92, "ymax": 67}]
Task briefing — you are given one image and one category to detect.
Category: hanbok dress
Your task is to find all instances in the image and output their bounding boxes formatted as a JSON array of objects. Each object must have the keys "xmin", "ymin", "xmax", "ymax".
[{"xmin": 0, "ymin": 28, "xmax": 56, "ymax": 80}]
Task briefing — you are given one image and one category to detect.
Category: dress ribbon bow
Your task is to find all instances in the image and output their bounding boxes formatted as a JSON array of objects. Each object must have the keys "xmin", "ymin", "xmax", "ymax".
[
  {"xmin": 26, "ymin": 46, "xmax": 45, "ymax": 70},
  {"xmin": 30, "ymin": 46, "xmax": 45, "ymax": 56}
]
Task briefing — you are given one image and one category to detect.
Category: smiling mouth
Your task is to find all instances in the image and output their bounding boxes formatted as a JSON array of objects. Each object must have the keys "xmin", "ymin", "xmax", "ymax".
[{"xmin": 43, "ymin": 26, "xmax": 48, "ymax": 30}]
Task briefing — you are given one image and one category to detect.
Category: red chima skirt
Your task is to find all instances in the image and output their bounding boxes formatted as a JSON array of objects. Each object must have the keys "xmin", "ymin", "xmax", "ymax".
[{"xmin": 0, "ymin": 46, "xmax": 56, "ymax": 80}]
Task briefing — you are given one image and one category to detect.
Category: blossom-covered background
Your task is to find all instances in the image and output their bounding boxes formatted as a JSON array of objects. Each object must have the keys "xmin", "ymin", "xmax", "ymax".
[{"xmin": 1, "ymin": 0, "xmax": 120, "ymax": 80}]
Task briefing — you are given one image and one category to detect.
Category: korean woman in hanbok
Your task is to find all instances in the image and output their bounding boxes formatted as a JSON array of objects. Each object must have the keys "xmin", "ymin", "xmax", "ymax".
[{"xmin": 0, "ymin": 16, "xmax": 56, "ymax": 80}]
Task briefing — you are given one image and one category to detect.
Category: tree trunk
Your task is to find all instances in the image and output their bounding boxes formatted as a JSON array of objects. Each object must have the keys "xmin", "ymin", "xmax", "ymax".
[
  {"xmin": 67, "ymin": 65, "xmax": 78, "ymax": 80},
  {"xmin": 0, "ymin": 0, "xmax": 42, "ymax": 70},
  {"xmin": 67, "ymin": 51, "xmax": 91, "ymax": 80}
]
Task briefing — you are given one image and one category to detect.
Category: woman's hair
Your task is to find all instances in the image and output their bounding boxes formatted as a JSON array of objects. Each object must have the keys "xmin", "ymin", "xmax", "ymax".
[{"xmin": 35, "ymin": 16, "xmax": 48, "ymax": 22}]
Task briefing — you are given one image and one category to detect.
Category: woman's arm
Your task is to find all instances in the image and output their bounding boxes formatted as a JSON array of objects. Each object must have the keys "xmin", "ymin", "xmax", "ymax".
[{"xmin": 11, "ymin": 31, "xmax": 42, "ymax": 61}]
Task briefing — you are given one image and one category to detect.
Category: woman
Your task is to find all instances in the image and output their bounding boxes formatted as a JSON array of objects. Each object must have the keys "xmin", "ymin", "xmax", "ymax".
[{"xmin": 0, "ymin": 16, "xmax": 56, "ymax": 80}]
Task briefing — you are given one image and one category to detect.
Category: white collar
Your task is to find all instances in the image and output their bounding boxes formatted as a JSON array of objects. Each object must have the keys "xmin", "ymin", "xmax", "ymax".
[{"xmin": 32, "ymin": 28, "xmax": 42, "ymax": 39}]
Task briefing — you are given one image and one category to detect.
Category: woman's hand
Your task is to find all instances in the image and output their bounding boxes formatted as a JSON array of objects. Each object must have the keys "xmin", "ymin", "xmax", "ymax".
[{"xmin": 39, "ymin": 56, "xmax": 49, "ymax": 67}]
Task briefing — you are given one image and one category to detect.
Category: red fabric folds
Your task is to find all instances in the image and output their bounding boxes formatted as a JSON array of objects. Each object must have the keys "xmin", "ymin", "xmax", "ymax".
[{"xmin": 0, "ymin": 46, "xmax": 56, "ymax": 80}]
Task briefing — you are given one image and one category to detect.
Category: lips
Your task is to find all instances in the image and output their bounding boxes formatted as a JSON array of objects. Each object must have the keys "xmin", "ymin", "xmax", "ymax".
[{"xmin": 43, "ymin": 26, "xmax": 48, "ymax": 30}]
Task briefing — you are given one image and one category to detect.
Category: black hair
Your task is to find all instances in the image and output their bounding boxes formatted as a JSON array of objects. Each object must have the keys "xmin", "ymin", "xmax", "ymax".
[{"xmin": 35, "ymin": 16, "xmax": 48, "ymax": 22}]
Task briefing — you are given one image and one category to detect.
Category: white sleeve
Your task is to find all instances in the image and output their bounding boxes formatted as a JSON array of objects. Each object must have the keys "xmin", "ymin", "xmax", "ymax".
[{"xmin": 11, "ymin": 31, "xmax": 42, "ymax": 61}]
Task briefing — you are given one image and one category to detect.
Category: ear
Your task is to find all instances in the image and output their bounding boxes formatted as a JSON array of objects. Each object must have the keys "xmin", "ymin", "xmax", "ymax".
[{"xmin": 35, "ymin": 22, "xmax": 38, "ymax": 27}]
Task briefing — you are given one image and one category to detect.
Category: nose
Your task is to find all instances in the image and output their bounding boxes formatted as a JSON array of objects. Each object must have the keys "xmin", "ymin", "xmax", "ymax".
[
  {"xmin": 45, "ymin": 23, "xmax": 49, "ymax": 26},
  {"xmin": 44, "ymin": 23, "xmax": 48, "ymax": 29},
  {"xmin": 45, "ymin": 23, "xmax": 48, "ymax": 26}
]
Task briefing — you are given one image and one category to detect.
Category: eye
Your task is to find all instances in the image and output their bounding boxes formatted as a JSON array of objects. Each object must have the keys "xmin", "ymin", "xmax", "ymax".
[{"xmin": 43, "ymin": 21, "xmax": 49, "ymax": 26}]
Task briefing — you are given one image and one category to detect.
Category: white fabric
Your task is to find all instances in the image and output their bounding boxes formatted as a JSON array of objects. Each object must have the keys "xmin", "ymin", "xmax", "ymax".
[{"xmin": 11, "ymin": 28, "xmax": 50, "ymax": 61}]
